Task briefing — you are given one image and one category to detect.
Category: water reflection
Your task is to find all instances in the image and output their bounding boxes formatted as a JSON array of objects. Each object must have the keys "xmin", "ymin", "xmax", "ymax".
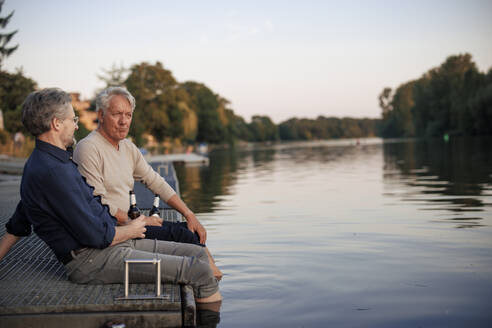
[
  {"xmin": 174, "ymin": 149, "xmax": 246, "ymax": 214},
  {"xmin": 177, "ymin": 139, "xmax": 382, "ymax": 214},
  {"xmin": 383, "ymin": 137, "xmax": 492, "ymax": 228},
  {"xmin": 174, "ymin": 137, "xmax": 492, "ymax": 327}
]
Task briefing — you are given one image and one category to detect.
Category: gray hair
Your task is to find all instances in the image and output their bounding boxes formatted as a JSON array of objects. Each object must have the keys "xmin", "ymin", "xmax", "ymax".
[
  {"xmin": 21, "ymin": 88, "xmax": 72, "ymax": 137},
  {"xmin": 95, "ymin": 86, "xmax": 136, "ymax": 115}
]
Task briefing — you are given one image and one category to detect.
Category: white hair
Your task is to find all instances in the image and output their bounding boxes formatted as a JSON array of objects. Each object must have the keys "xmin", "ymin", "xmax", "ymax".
[{"xmin": 95, "ymin": 86, "xmax": 136, "ymax": 115}]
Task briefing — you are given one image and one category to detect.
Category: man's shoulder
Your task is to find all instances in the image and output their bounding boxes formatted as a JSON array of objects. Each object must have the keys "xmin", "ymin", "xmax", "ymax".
[
  {"xmin": 120, "ymin": 138, "xmax": 141, "ymax": 155},
  {"xmin": 76, "ymin": 130, "xmax": 100, "ymax": 147},
  {"xmin": 25, "ymin": 147, "xmax": 59, "ymax": 173},
  {"xmin": 23, "ymin": 149, "xmax": 72, "ymax": 186},
  {"xmin": 74, "ymin": 131, "xmax": 101, "ymax": 157}
]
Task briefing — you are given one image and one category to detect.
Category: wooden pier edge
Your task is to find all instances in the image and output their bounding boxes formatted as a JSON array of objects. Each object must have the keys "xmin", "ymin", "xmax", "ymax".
[{"xmin": 0, "ymin": 310, "xmax": 183, "ymax": 328}]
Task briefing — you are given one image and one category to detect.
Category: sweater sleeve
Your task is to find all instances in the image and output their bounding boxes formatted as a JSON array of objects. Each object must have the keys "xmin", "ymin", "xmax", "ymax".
[
  {"xmin": 5, "ymin": 201, "xmax": 32, "ymax": 237},
  {"xmin": 131, "ymin": 144, "xmax": 176, "ymax": 202},
  {"xmin": 73, "ymin": 140, "xmax": 119, "ymax": 216}
]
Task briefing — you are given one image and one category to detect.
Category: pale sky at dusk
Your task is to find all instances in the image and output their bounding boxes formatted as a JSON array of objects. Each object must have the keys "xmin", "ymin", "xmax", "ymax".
[{"xmin": 3, "ymin": 0, "xmax": 492, "ymax": 123}]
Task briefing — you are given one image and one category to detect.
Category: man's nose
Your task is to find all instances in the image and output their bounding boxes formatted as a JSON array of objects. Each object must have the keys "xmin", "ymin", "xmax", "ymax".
[{"xmin": 119, "ymin": 116, "xmax": 129, "ymax": 125}]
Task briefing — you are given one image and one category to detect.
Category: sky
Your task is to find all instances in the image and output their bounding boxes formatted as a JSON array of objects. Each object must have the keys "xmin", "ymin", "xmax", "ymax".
[{"xmin": 2, "ymin": 0, "xmax": 492, "ymax": 123}]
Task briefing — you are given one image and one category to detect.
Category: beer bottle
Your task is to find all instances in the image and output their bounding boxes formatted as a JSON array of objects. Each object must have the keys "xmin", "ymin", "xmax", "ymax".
[
  {"xmin": 128, "ymin": 190, "xmax": 141, "ymax": 220},
  {"xmin": 149, "ymin": 194, "xmax": 160, "ymax": 217}
]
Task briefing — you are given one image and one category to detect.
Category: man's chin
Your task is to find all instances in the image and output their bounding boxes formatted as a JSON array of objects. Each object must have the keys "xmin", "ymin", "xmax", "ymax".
[{"xmin": 118, "ymin": 132, "xmax": 129, "ymax": 140}]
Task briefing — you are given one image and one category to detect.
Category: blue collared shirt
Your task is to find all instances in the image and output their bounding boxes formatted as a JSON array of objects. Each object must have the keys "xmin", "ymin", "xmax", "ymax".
[{"xmin": 6, "ymin": 139, "xmax": 116, "ymax": 262}]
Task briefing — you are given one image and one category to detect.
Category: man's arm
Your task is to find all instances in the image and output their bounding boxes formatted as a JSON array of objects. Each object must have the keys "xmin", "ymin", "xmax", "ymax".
[
  {"xmin": 131, "ymin": 145, "xmax": 207, "ymax": 241},
  {"xmin": 0, "ymin": 233, "xmax": 21, "ymax": 261},
  {"xmin": 110, "ymin": 215, "xmax": 147, "ymax": 246},
  {"xmin": 166, "ymin": 194, "xmax": 207, "ymax": 244},
  {"xmin": 1, "ymin": 201, "xmax": 31, "ymax": 261}
]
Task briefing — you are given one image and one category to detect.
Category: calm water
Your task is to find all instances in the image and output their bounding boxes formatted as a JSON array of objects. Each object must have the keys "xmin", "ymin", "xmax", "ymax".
[{"xmin": 176, "ymin": 137, "xmax": 492, "ymax": 328}]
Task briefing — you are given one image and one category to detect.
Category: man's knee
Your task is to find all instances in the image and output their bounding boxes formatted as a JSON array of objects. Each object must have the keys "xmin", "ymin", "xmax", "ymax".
[{"xmin": 188, "ymin": 258, "xmax": 218, "ymax": 298}]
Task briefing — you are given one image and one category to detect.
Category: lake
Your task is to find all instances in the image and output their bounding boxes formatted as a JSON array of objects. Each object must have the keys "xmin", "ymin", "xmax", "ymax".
[{"xmin": 175, "ymin": 137, "xmax": 492, "ymax": 327}]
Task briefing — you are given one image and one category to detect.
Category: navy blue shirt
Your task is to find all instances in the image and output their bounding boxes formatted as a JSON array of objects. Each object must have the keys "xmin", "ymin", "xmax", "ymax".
[{"xmin": 6, "ymin": 139, "xmax": 116, "ymax": 263}]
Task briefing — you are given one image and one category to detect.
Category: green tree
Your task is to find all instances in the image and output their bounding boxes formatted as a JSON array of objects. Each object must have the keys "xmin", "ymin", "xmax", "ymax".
[
  {"xmin": 0, "ymin": 69, "xmax": 37, "ymax": 133},
  {"xmin": 0, "ymin": 0, "xmax": 18, "ymax": 68},
  {"xmin": 226, "ymin": 112, "xmax": 251, "ymax": 142},
  {"xmin": 380, "ymin": 81, "xmax": 416, "ymax": 138},
  {"xmin": 279, "ymin": 116, "xmax": 380, "ymax": 141},
  {"xmin": 412, "ymin": 53, "xmax": 482, "ymax": 137},
  {"xmin": 467, "ymin": 68, "xmax": 492, "ymax": 135},
  {"xmin": 74, "ymin": 121, "xmax": 90, "ymax": 141},
  {"xmin": 181, "ymin": 81, "xmax": 225, "ymax": 143},
  {"xmin": 279, "ymin": 118, "xmax": 300, "ymax": 140},
  {"xmin": 125, "ymin": 61, "xmax": 182, "ymax": 145},
  {"xmin": 248, "ymin": 115, "xmax": 278, "ymax": 142},
  {"xmin": 381, "ymin": 53, "xmax": 491, "ymax": 138},
  {"xmin": 379, "ymin": 87, "xmax": 393, "ymax": 119}
]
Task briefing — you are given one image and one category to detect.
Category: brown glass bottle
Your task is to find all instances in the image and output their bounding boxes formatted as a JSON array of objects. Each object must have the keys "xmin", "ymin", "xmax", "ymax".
[
  {"xmin": 149, "ymin": 194, "xmax": 160, "ymax": 217},
  {"xmin": 128, "ymin": 190, "xmax": 141, "ymax": 220}
]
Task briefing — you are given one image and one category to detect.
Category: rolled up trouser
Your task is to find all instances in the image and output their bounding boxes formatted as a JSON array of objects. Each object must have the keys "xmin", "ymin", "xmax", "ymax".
[{"xmin": 65, "ymin": 239, "xmax": 218, "ymax": 299}]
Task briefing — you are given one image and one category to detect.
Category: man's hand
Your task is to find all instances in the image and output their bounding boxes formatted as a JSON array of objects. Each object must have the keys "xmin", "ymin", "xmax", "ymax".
[
  {"xmin": 127, "ymin": 215, "xmax": 147, "ymax": 238},
  {"xmin": 0, "ymin": 233, "xmax": 21, "ymax": 261},
  {"xmin": 111, "ymin": 215, "xmax": 147, "ymax": 245},
  {"xmin": 186, "ymin": 214, "xmax": 207, "ymax": 244},
  {"xmin": 144, "ymin": 215, "xmax": 163, "ymax": 227},
  {"xmin": 121, "ymin": 215, "xmax": 147, "ymax": 240},
  {"xmin": 165, "ymin": 194, "xmax": 207, "ymax": 244}
]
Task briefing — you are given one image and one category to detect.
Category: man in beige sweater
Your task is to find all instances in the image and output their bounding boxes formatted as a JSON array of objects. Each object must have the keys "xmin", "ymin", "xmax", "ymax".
[{"xmin": 73, "ymin": 87, "xmax": 222, "ymax": 279}]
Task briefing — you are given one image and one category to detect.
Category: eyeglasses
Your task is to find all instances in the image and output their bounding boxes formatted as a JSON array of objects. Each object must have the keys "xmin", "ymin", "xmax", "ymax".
[{"xmin": 72, "ymin": 116, "xmax": 79, "ymax": 125}]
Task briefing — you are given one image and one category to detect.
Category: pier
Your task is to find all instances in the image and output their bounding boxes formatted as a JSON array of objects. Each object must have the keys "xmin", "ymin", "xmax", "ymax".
[{"xmin": 0, "ymin": 161, "xmax": 196, "ymax": 328}]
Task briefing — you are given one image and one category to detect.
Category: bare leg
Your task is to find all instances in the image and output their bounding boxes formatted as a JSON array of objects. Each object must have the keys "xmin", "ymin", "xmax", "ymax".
[
  {"xmin": 205, "ymin": 247, "xmax": 223, "ymax": 281},
  {"xmin": 196, "ymin": 291, "xmax": 222, "ymax": 304}
]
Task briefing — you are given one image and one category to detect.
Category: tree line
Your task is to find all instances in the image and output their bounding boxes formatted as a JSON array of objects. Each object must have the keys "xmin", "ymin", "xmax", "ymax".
[
  {"xmin": 1, "ymin": 60, "xmax": 380, "ymax": 148},
  {"xmin": 95, "ymin": 61, "xmax": 381, "ymax": 146},
  {"xmin": 4, "ymin": 54, "xmax": 490, "ymax": 148},
  {"xmin": 379, "ymin": 53, "xmax": 492, "ymax": 138}
]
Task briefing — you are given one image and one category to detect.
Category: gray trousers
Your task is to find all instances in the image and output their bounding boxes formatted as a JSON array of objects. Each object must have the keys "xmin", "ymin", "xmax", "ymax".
[{"xmin": 64, "ymin": 239, "xmax": 218, "ymax": 298}]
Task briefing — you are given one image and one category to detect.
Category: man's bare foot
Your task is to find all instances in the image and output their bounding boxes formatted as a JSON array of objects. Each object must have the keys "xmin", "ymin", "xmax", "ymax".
[
  {"xmin": 213, "ymin": 266, "xmax": 223, "ymax": 281},
  {"xmin": 205, "ymin": 247, "xmax": 223, "ymax": 281}
]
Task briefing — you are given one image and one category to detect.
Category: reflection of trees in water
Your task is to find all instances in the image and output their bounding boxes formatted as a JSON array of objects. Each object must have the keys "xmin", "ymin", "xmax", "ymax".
[
  {"xmin": 177, "ymin": 146, "xmax": 281, "ymax": 213},
  {"xmin": 383, "ymin": 137, "xmax": 492, "ymax": 195},
  {"xmin": 175, "ymin": 149, "xmax": 246, "ymax": 214},
  {"xmin": 383, "ymin": 137, "xmax": 492, "ymax": 228},
  {"xmin": 251, "ymin": 148, "xmax": 276, "ymax": 165},
  {"xmin": 177, "ymin": 141, "xmax": 381, "ymax": 213}
]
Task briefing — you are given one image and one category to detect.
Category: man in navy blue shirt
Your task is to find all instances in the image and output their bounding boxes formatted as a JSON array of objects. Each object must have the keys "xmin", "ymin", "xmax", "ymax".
[{"xmin": 0, "ymin": 88, "xmax": 221, "ymax": 304}]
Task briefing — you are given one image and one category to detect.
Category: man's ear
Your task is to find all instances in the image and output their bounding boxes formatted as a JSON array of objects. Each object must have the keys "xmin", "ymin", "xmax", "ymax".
[
  {"xmin": 97, "ymin": 110, "xmax": 104, "ymax": 124},
  {"xmin": 51, "ymin": 117, "xmax": 62, "ymax": 131},
  {"xmin": 51, "ymin": 117, "xmax": 60, "ymax": 130}
]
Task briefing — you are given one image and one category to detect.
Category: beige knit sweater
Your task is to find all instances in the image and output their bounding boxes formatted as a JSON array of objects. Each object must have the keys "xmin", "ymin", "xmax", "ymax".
[{"xmin": 73, "ymin": 130, "xmax": 176, "ymax": 216}]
